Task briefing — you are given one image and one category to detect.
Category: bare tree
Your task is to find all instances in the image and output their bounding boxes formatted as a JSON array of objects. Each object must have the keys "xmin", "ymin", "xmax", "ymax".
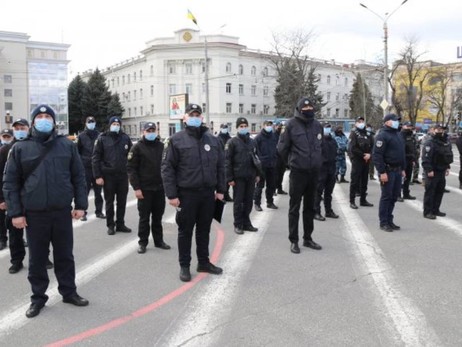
[
  {"xmin": 390, "ymin": 37, "xmax": 429, "ymax": 125},
  {"xmin": 426, "ymin": 66, "xmax": 451, "ymax": 124}
]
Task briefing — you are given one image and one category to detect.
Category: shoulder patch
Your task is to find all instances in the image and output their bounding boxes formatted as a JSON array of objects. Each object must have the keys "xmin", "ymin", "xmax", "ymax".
[
  {"xmin": 127, "ymin": 151, "xmax": 133, "ymax": 161},
  {"xmin": 225, "ymin": 143, "xmax": 229, "ymax": 151},
  {"xmin": 317, "ymin": 133, "xmax": 322, "ymax": 140},
  {"xmin": 425, "ymin": 146, "xmax": 431, "ymax": 152},
  {"xmin": 376, "ymin": 140, "xmax": 383, "ymax": 148}
]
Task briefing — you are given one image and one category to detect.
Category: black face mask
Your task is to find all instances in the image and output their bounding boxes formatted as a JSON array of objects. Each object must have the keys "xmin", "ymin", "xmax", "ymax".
[
  {"xmin": 301, "ymin": 110, "xmax": 315, "ymax": 119},
  {"xmin": 434, "ymin": 132, "xmax": 444, "ymax": 138}
]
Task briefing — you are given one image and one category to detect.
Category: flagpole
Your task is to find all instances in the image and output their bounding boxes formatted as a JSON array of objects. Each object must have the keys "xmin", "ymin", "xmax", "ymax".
[{"xmin": 187, "ymin": 10, "xmax": 210, "ymax": 126}]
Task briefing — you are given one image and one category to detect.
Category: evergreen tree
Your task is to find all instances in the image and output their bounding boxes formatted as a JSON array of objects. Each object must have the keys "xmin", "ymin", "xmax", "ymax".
[
  {"xmin": 349, "ymin": 73, "xmax": 375, "ymax": 121},
  {"xmin": 107, "ymin": 93, "xmax": 125, "ymax": 118},
  {"xmin": 67, "ymin": 75, "xmax": 87, "ymax": 134},
  {"xmin": 304, "ymin": 66, "xmax": 325, "ymax": 118},
  {"xmin": 81, "ymin": 68, "xmax": 112, "ymax": 126}
]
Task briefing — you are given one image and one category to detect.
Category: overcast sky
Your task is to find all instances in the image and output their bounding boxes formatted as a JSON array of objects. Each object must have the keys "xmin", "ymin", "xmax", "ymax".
[{"xmin": 2, "ymin": 0, "xmax": 461, "ymax": 78}]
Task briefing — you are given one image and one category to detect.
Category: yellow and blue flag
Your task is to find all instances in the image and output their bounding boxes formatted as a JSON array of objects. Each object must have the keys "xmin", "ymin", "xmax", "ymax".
[{"xmin": 187, "ymin": 9, "xmax": 197, "ymax": 25}]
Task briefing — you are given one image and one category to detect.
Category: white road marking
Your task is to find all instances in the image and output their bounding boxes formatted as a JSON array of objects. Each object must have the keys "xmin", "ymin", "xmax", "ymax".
[{"xmin": 334, "ymin": 187, "xmax": 441, "ymax": 346}]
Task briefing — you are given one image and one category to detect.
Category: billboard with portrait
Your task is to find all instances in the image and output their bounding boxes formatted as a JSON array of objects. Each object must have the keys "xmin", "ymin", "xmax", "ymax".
[{"xmin": 169, "ymin": 94, "xmax": 188, "ymax": 120}]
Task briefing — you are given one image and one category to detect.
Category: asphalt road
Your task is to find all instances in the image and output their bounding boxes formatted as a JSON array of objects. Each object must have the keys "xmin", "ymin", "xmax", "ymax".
[{"xmin": 0, "ymin": 155, "xmax": 461, "ymax": 347}]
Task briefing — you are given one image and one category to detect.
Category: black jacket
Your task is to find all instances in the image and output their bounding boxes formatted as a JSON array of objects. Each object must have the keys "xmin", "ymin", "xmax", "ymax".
[
  {"xmin": 372, "ymin": 126, "xmax": 406, "ymax": 174},
  {"xmin": 3, "ymin": 130, "xmax": 88, "ymax": 217},
  {"xmin": 77, "ymin": 129, "xmax": 99, "ymax": 168},
  {"xmin": 422, "ymin": 135, "xmax": 453, "ymax": 172},
  {"xmin": 225, "ymin": 133, "xmax": 258, "ymax": 181},
  {"xmin": 217, "ymin": 132, "xmax": 231, "ymax": 149},
  {"xmin": 0, "ymin": 141, "xmax": 14, "ymax": 203},
  {"xmin": 127, "ymin": 137, "xmax": 164, "ymax": 191},
  {"xmin": 400, "ymin": 129, "xmax": 418, "ymax": 164},
  {"xmin": 321, "ymin": 134, "xmax": 338, "ymax": 175},
  {"xmin": 92, "ymin": 131, "xmax": 132, "ymax": 178},
  {"xmin": 161, "ymin": 126, "xmax": 226, "ymax": 199},
  {"xmin": 277, "ymin": 110, "xmax": 324, "ymax": 172},
  {"xmin": 255, "ymin": 129, "xmax": 278, "ymax": 168},
  {"xmin": 348, "ymin": 128, "xmax": 373, "ymax": 161}
]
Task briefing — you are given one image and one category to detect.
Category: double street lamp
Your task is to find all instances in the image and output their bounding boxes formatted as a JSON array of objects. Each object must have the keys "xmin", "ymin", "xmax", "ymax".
[{"xmin": 359, "ymin": 0, "xmax": 409, "ymax": 116}]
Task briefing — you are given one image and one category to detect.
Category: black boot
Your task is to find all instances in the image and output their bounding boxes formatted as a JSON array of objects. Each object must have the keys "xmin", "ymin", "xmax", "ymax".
[{"xmin": 340, "ymin": 175, "xmax": 349, "ymax": 183}]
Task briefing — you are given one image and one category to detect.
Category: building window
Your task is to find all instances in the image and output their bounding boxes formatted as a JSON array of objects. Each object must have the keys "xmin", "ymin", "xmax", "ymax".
[
  {"xmin": 150, "ymin": 85, "xmax": 154, "ymax": 96},
  {"xmin": 239, "ymin": 103, "xmax": 244, "ymax": 113},
  {"xmin": 326, "ymin": 92, "xmax": 331, "ymax": 101},
  {"xmin": 4, "ymin": 102, "xmax": 13, "ymax": 111},
  {"xmin": 263, "ymin": 67, "xmax": 268, "ymax": 77},
  {"xmin": 169, "ymin": 84, "xmax": 176, "ymax": 95},
  {"xmin": 3, "ymin": 75, "xmax": 12, "ymax": 83},
  {"xmin": 251, "ymin": 123, "xmax": 256, "ymax": 132},
  {"xmin": 335, "ymin": 75, "xmax": 339, "ymax": 85},
  {"xmin": 336, "ymin": 93, "xmax": 339, "ymax": 101},
  {"xmin": 327, "ymin": 75, "xmax": 331, "ymax": 84},
  {"xmin": 185, "ymin": 63, "xmax": 193, "ymax": 74},
  {"xmin": 127, "ymin": 74, "xmax": 131, "ymax": 84},
  {"xmin": 186, "ymin": 83, "xmax": 192, "ymax": 95},
  {"xmin": 150, "ymin": 65, "xmax": 154, "ymax": 76},
  {"xmin": 134, "ymin": 107, "xmax": 137, "ymax": 116},
  {"xmin": 344, "ymin": 109, "xmax": 349, "ymax": 118},
  {"xmin": 263, "ymin": 86, "xmax": 269, "ymax": 96},
  {"xmin": 169, "ymin": 123, "xmax": 176, "ymax": 136},
  {"xmin": 335, "ymin": 108, "xmax": 339, "ymax": 117},
  {"xmin": 122, "ymin": 92, "xmax": 126, "ymax": 102},
  {"xmin": 226, "ymin": 62, "xmax": 232, "ymax": 73},
  {"xmin": 263, "ymin": 105, "xmax": 269, "ymax": 115},
  {"xmin": 251, "ymin": 85, "xmax": 256, "ymax": 96},
  {"xmin": 251, "ymin": 104, "xmax": 256, "ymax": 114},
  {"xmin": 239, "ymin": 65, "xmax": 244, "ymax": 75},
  {"xmin": 344, "ymin": 77, "xmax": 348, "ymax": 86},
  {"xmin": 168, "ymin": 64, "xmax": 176, "ymax": 74},
  {"xmin": 226, "ymin": 83, "xmax": 232, "ymax": 94},
  {"xmin": 133, "ymin": 72, "xmax": 136, "ymax": 82},
  {"xmin": 133, "ymin": 90, "xmax": 137, "ymax": 100},
  {"xmin": 117, "ymin": 77, "xmax": 120, "ymax": 86},
  {"xmin": 128, "ymin": 108, "xmax": 132, "ymax": 117},
  {"xmin": 140, "ymin": 70, "xmax": 143, "ymax": 81},
  {"xmin": 201, "ymin": 62, "xmax": 206, "ymax": 73},
  {"xmin": 239, "ymin": 84, "xmax": 244, "ymax": 95},
  {"xmin": 151, "ymin": 104, "xmax": 154, "ymax": 114},
  {"xmin": 122, "ymin": 76, "xmax": 125, "ymax": 85},
  {"xmin": 326, "ymin": 108, "xmax": 331, "ymax": 117},
  {"xmin": 4, "ymin": 89, "xmax": 12, "ymax": 97},
  {"xmin": 202, "ymin": 103, "xmax": 207, "ymax": 113},
  {"xmin": 226, "ymin": 103, "xmax": 232, "ymax": 113},
  {"xmin": 128, "ymin": 91, "xmax": 131, "ymax": 101},
  {"xmin": 140, "ymin": 88, "xmax": 143, "ymax": 99},
  {"xmin": 251, "ymin": 66, "xmax": 256, "ymax": 76}
]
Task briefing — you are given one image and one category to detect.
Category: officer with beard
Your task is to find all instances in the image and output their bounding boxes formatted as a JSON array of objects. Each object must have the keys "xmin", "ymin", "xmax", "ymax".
[
  {"xmin": 421, "ymin": 123, "xmax": 453, "ymax": 219},
  {"xmin": 278, "ymin": 97, "xmax": 324, "ymax": 254}
]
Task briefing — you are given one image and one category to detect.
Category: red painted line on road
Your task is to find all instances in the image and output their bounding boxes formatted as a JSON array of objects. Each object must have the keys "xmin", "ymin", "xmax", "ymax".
[{"xmin": 45, "ymin": 225, "xmax": 225, "ymax": 347}]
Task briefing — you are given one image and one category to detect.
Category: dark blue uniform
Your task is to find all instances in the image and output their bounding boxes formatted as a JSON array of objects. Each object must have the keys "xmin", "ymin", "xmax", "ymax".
[
  {"xmin": 348, "ymin": 128, "xmax": 373, "ymax": 205},
  {"xmin": 372, "ymin": 126, "xmax": 406, "ymax": 228},
  {"xmin": 253, "ymin": 128, "xmax": 278, "ymax": 207},
  {"xmin": 421, "ymin": 134, "xmax": 453, "ymax": 217},
  {"xmin": 3, "ymin": 130, "xmax": 88, "ymax": 307},
  {"xmin": 278, "ymin": 100, "xmax": 324, "ymax": 245},
  {"xmin": 225, "ymin": 133, "xmax": 259, "ymax": 229},
  {"xmin": 161, "ymin": 126, "xmax": 225, "ymax": 268},
  {"xmin": 77, "ymin": 128, "xmax": 104, "ymax": 216},
  {"xmin": 400, "ymin": 129, "xmax": 418, "ymax": 198},
  {"xmin": 92, "ymin": 131, "xmax": 132, "ymax": 231}
]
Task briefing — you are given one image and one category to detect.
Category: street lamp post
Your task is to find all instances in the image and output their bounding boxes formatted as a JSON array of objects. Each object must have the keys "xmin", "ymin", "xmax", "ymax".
[{"xmin": 360, "ymin": 0, "xmax": 409, "ymax": 116}]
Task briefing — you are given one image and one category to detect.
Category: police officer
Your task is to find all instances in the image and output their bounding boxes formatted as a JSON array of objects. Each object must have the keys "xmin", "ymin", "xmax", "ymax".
[
  {"xmin": 314, "ymin": 123, "xmax": 339, "ymax": 221},
  {"xmin": 456, "ymin": 131, "xmax": 462, "ymax": 189},
  {"xmin": 77, "ymin": 116, "xmax": 105, "ymax": 221},
  {"xmin": 226, "ymin": 117, "xmax": 260, "ymax": 234},
  {"xmin": 400, "ymin": 121, "xmax": 418, "ymax": 200},
  {"xmin": 372, "ymin": 114, "xmax": 406, "ymax": 232},
  {"xmin": 127, "ymin": 122, "xmax": 170, "ymax": 254},
  {"xmin": 3, "ymin": 104, "xmax": 89, "ymax": 318},
  {"xmin": 0, "ymin": 129, "xmax": 13, "ymax": 251},
  {"xmin": 348, "ymin": 116, "xmax": 374, "ymax": 209},
  {"xmin": 421, "ymin": 123, "xmax": 453, "ymax": 219},
  {"xmin": 217, "ymin": 123, "xmax": 233, "ymax": 202},
  {"xmin": 93, "ymin": 116, "xmax": 133, "ymax": 235},
  {"xmin": 333, "ymin": 126, "xmax": 349, "ymax": 183},
  {"xmin": 161, "ymin": 103, "xmax": 226, "ymax": 282},
  {"xmin": 278, "ymin": 97, "xmax": 324, "ymax": 253},
  {"xmin": 253, "ymin": 120, "xmax": 278, "ymax": 211},
  {"xmin": 366, "ymin": 124, "xmax": 376, "ymax": 180}
]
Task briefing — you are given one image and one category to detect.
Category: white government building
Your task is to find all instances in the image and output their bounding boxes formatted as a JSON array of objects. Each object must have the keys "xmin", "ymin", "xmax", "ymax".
[{"xmin": 1, "ymin": 28, "xmax": 383, "ymax": 137}]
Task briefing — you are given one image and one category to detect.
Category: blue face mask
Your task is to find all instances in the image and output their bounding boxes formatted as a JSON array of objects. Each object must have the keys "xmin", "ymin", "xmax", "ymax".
[
  {"xmin": 366, "ymin": 127, "xmax": 372, "ymax": 133},
  {"xmin": 220, "ymin": 128, "xmax": 228, "ymax": 134},
  {"xmin": 14, "ymin": 130, "xmax": 28, "ymax": 140},
  {"xmin": 186, "ymin": 117, "xmax": 202, "ymax": 127},
  {"xmin": 323, "ymin": 128, "xmax": 331, "ymax": 136},
  {"xmin": 110, "ymin": 125, "xmax": 120, "ymax": 133},
  {"xmin": 1, "ymin": 139, "xmax": 12, "ymax": 145},
  {"xmin": 238, "ymin": 128, "xmax": 249, "ymax": 135},
  {"xmin": 145, "ymin": 133, "xmax": 157, "ymax": 141},
  {"xmin": 390, "ymin": 120, "xmax": 400, "ymax": 129},
  {"xmin": 264, "ymin": 126, "xmax": 273, "ymax": 133},
  {"xmin": 34, "ymin": 118, "xmax": 54, "ymax": 133},
  {"xmin": 87, "ymin": 123, "xmax": 96, "ymax": 130},
  {"xmin": 356, "ymin": 123, "xmax": 365, "ymax": 130}
]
